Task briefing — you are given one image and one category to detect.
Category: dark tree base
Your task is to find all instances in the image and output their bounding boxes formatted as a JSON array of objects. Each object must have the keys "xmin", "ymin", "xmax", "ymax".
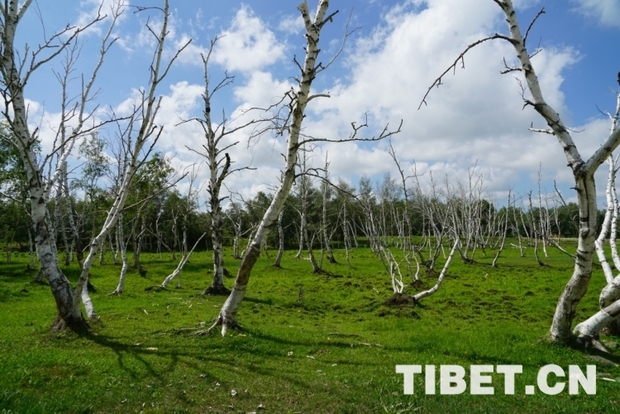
[{"xmin": 201, "ymin": 284, "xmax": 231, "ymax": 296}]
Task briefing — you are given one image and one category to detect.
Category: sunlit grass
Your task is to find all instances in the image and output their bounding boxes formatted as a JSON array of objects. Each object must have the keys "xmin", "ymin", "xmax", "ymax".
[{"xmin": 0, "ymin": 241, "xmax": 619, "ymax": 413}]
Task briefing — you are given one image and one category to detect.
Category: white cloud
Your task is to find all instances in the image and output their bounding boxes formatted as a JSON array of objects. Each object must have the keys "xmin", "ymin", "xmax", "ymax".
[
  {"xmin": 277, "ymin": 14, "xmax": 304, "ymax": 35},
  {"xmin": 287, "ymin": 0, "xmax": 587, "ymax": 200},
  {"xmin": 213, "ymin": 6, "xmax": 286, "ymax": 73},
  {"xmin": 572, "ymin": 0, "xmax": 620, "ymax": 29},
  {"xmin": 76, "ymin": 0, "xmax": 128, "ymax": 36}
]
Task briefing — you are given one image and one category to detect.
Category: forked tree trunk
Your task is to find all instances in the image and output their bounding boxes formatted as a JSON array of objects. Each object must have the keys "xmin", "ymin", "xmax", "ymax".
[{"xmin": 0, "ymin": 1, "xmax": 87, "ymax": 331}]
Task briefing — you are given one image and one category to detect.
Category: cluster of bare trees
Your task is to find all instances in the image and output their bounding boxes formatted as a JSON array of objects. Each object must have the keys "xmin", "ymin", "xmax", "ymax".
[{"xmin": 3, "ymin": 0, "xmax": 620, "ymax": 350}]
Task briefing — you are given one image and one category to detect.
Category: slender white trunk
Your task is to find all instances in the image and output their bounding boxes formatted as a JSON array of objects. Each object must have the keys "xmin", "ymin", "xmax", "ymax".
[
  {"xmin": 413, "ymin": 239, "xmax": 459, "ymax": 302},
  {"xmin": 573, "ymin": 299, "xmax": 620, "ymax": 347},
  {"xmin": 594, "ymin": 157, "xmax": 615, "ymax": 284},
  {"xmin": 273, "ymin": 210, "xmax": 285, "ymax": 267},
  {"xmin": 112, "ymin": 215, "xmax": 129, "ymax": 295},
  {"xmin": 210, "ymin": 0, "xmax": 331, "ymax": 336},
  {"xmin": 610, "ymin": 182, "xmax": 620, "ymax": 269},
  {"xmin": 161, "ymin": 232, "xmax": 206, "ymax": 288}
]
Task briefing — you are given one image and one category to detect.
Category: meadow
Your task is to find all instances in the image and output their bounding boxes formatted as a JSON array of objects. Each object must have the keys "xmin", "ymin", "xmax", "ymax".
[{"xmin": 1, "ymin": 241, "xmax": 619, "ymax": 413}]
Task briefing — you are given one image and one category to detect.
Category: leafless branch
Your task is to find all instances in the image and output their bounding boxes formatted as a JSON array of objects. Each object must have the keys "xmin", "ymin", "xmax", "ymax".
[
  {"xmin": 299, "ymin": 115, "xmax": 402, "ymax": 146},
  {"xmin": 523, "ymin": 8, "xmax": 545, "ymax": 48},
  {"xmin": 418, "ymin": 34, "xmax": 513, "ymax": 110}
]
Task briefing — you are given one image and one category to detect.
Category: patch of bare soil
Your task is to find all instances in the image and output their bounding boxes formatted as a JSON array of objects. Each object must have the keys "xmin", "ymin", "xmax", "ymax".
[{"xmin": 384, "ymin": 293, "xmax": 415, "ymax": 307}]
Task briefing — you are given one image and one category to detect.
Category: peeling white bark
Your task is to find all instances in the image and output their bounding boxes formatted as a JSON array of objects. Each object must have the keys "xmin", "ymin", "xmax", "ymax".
[
  {"xmin": 161, "ymin": 232, "xmax": 206, "ymax": 288},
  {"xmin": 493, "ymin": 0, "xmax": 620, "ymax": 343},
  {"xmin": 413, "ymin": 239, "xmax": 459, "ymax": 302},
  {"xmin": 210, "ymin": 0, "xmax": 332, "ymax": 336}
]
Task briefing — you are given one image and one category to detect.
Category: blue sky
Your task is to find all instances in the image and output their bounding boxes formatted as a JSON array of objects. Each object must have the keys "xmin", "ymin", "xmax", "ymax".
[{"xmin": 20, "ymin": 0, "xmax": 620, "ymax": 208}]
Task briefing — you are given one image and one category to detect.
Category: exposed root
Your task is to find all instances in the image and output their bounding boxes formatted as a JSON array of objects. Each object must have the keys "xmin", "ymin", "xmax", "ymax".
[
  {"xmin": 198, "ymin": 315, "xmax": 242, "ymax": 337},
  {"xmin": 384, "ymin": 292, "xmax": 416, "ymax": 307},
  {"xmin": 51, "ymin": 314, "xmax": 90, "ymax": 333},
  {"xmin": 201, "ymin": 285, "xmax": 231, "ymax": 296},
  {"xmin": 410, "ymin": 279, "xmax": 425, "ymax": 289},
  {"xmin": 574, "ymin": 335, "xmax": 612, "ymax": 354}
]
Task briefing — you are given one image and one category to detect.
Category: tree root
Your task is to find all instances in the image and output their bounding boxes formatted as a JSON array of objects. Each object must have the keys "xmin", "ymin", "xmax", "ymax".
[
  {"xmin": 201, "ymin": 285, "xmax": 231, "ymax": 296},
  {"xmin": 573, "ymin": 334, "xmax": 612, "ymax": 354},
  {"xmin": 197, "ymin": 315, "xmax": 242, "ymax": 337},
  {"xmin": 51, "ymin": 314, "xmax": 90, "ymax": 333}
]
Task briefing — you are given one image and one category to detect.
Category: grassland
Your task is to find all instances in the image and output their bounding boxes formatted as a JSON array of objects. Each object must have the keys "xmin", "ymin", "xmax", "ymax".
[{"xmin": 1, "ymin": 241, "xmax": 619, "ymax": 413}]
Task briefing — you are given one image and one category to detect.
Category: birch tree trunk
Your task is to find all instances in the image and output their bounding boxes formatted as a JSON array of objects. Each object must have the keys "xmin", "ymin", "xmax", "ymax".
[
  {"xmin": 161, "ymin": 232, "xmax": 206, "ymax": 288},
  {"xmin": 273, "ymin": 210, "xmax": 285, "ymax": 267},
  {"xmin": 0, "ymin": 1, "xmax": 107, "ymax": 331},
  {"xmin": 74, "ymin": 0, "xmax": 187, "ymax": 311},
  {"xmin": 208, "ymin": 0, "xmax": 332, "ymax": 336},
  {"xmin": 493, "ymin": 0, "xmax": 620, "ymax": 343},
  {"xmin": 112, "ymin": 215, "xmax": 129, "ymax": 295},
  {"xmin": 321, "ymin": 155, "xmax": 336, "ymax": 264}
]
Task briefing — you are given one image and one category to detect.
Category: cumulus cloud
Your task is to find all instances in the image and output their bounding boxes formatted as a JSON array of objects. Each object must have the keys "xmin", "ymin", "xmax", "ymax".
[
  {"xmin": 571, "ymin": 0, "xmax": 620, "ymax": 29},
  {"xmin": 291, "ymin": 0, "xmax": 587, "ymax": 199},
  {"xmin": 31, "ymin": 0, "xmax": 611, "ymax": 206},
  {"xmin": 212, "ymin": 6, "xmax": 286, "ymax": 73},
  {"xmin": 76, "ymin": 0, "xmax": 128, "ymax": 36}
]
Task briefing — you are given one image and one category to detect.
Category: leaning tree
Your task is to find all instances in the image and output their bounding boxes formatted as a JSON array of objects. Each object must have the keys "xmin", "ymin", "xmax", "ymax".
[
  {"xmin": 0, "ymin": 0, "xmax": 115, "ymax": 330},
  {"xmin": 421, "ymin": 0, "xmax": 620, "ymax": 345},
  {"xmin": 207, "ymin": 0, "xmax": 401, "ymax": 336}
]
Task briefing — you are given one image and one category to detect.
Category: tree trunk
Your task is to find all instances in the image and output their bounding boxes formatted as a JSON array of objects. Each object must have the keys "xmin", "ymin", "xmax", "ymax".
[
  {"xmin": 162, "ymin": 232, "xmax": 205, "ymax": 288},
  {"xmin": 208, "ymin": 0, "xmax": 331, "ymax": 336},
  {"xmin": 573, "ymin": 299, "xmax": 620, "ymax": 349},
  {"xmin": 273, "ymin": 210, "xmax": 285, "ymax": 267},
  {"xmin": 112, "ymin": 216, "xmax": 129, "ymax": 295},
  {"xmin": 549, "ymin": 175, "xmax": 598, "ymax": 342}
]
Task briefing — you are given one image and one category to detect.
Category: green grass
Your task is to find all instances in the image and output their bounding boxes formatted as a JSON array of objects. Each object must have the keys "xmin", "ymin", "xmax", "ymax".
[{"xmin": 1, "ymin": 242, "xmax": 619, "ymax": 413}]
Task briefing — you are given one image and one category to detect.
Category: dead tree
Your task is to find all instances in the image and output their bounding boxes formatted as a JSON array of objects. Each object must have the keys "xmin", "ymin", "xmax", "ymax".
[
  {"xmin": 207, "ymin": 0, "xmax": 401, "ymax": 336},
  {"xmin": 421, "ymin": 0, "xmax": 620, "ymax": 344}
]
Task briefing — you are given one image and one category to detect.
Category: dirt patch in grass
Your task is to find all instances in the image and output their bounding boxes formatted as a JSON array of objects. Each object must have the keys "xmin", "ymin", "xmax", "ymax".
[{"xmin": 384, "ymin": 293, "xmax": 415, "ymax": 307}]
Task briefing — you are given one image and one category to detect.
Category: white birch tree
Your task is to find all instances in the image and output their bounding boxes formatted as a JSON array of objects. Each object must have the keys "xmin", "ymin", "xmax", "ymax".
[
  {"xmin": 422, "ymin": 0, "xmax": 620, "ymax": 344},
  {"xmin": 0, "ymin": 0, "xmax": 114, "ymax": 330},
  {"xmin": 206, "ymin": 0, "xmax": 400, "ymax": 336},
  {"xmin": 183, "ymin": 37, "xmax": 263, "ymax": 296},
  {"xmin": 74, "ymin": 0, "xmax": 190, "ymax": 314}
]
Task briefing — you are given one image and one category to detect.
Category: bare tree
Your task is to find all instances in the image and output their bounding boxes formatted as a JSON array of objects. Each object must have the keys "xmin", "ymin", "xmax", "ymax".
[
  {"xmin": 206, "ymin": 0, "xmax": 401, "ymax": 336},
  {"xmin": 573, "ymin": 93, "xmax": 620, "ymax": 346},
  {"xmin": 75, "ymin": 0, "xmax": 190, "ymax": 312},
  {"xmin": 0, "ymin": 0, "xmax": 114, "ymax": 330},
  {"xmin": 161, "ymin": 167, "xmax": 205, "ymax": 289},
  {"xmin": 422, "ymin": 0, "xmax": 620, "ymax": 344},
  {"xmin": 182, "ymin": 37, "xmax": 263, "ymax": 296}
]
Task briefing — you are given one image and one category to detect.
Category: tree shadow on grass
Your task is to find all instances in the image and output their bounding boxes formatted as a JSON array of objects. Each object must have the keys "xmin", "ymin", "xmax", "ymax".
[{"xmin": 79, "ymin": 328, "xmax": 323, "ymax": 394}]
